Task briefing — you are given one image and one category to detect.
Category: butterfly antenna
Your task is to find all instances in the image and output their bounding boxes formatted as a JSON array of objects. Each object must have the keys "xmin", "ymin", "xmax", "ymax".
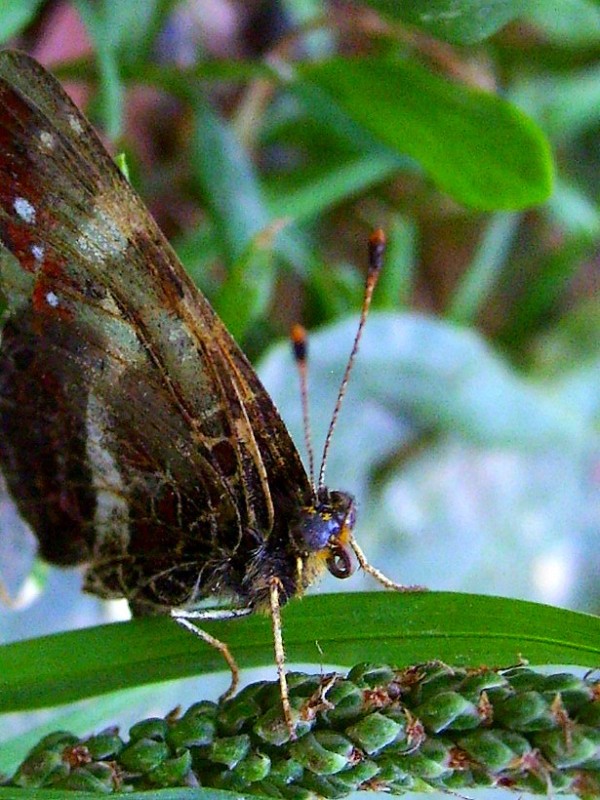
[
  {"xmin": 291, "ymin": 323, "xmax": 316, "ymax": 491},
  {"xmin": 318, "ymin": 228, "xmax": 386, "ymax": 491}
]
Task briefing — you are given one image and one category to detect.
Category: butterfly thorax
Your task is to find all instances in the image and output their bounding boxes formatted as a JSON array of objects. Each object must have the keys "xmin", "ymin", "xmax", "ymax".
[{"xmin": 243, "ymin": 489, "xmax": 357, "ymax": 612}]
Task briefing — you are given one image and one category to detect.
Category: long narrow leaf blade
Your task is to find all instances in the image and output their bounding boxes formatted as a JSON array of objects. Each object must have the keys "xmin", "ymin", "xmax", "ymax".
[{"xmin": 0, "ymin": 593, "xmax": 597, "ymax": 714}]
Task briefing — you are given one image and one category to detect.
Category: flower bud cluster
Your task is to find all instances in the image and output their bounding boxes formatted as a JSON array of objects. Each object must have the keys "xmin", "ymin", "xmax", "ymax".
[{"xmin": 6, "ymin": 663, "xmax": 599, "ymax": 797}]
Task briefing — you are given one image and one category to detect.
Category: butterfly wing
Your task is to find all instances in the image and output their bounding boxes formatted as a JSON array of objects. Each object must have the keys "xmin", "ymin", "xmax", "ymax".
[{"xmin": 0, "ymin": 50, "xmax": 310, "ymax": 611}]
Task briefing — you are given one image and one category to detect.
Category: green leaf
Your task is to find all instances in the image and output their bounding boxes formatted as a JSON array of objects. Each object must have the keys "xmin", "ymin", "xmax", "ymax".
[
  {"xmin": 0, "ymin": 788, "xmax": 246, "ymax": 799},
  {"xmin": 0, "ymin": 593, "xmax": 597, "ymax": 715},
  {"xmin": 500, "ymin": 235, "xmax": 597, "ymax": 348},
  {"xmin": 512, "ymin": 64, "xmax": 600, "ymax": 143},
  {"xmin": 191, "ymin": 94, "xmax": 270, "ymax": 266},
  {"xmin": 547, "ymin": 179, "xmax": 600, "ymax": 239},
  {"xmin": 297, "ymin": 57, "xmax": 553, "ymax": 210},
  {"xmin": 73, "ymin": 0, "xmax": 124, "ymax": 139},
  {"xmin": 448, "ymin": 212, "xmax": 521, "ymax": 324},
  {"xmin": 267, "ymin": 152, "xmax": 400, "ymax": 222},
  {"xmin": 360, "ymin": 0, "xmax": 533, "ymax": 44},
  {"xmin": 261, "ymin": 311, "xmax": 588, "ymax": 451},
  {"xmin": 0, "ymin": 0, "xmax": 44, "ymax": 43},
  {"xmin": 526, "ymin": 0, "xmax": 600, "ymax": 46},
  {"xmin": 214, "ymin": 223, "xmax": 280, "ymax": 341},
  {"xmin": 371, "ymin": 216, "xmax": 417, "ymax": 310}
]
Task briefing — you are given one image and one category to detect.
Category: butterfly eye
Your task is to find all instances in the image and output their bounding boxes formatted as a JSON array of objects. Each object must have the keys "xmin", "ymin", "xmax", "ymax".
[{"xmin": 326, "ymin": 544, "xmax": 355, "ymax": 579}]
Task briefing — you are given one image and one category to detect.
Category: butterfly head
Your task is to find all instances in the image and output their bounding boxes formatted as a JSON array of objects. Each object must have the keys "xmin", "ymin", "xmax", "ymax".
[{"xmin": 291, "ymin": 489, "xmax": 356, "ymax": 586}]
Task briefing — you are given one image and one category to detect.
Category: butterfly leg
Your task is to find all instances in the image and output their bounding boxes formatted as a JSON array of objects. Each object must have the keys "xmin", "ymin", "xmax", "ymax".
[
  {"xmin": 171, "ymin": 607, "xmax": 252, "ymax": 701},
  {"xmin": 0, "ymin": 575, "xmax": 16, "ymax": 608},
  {"xmin": 349, "ymin": 534, "xmax": 428, "ymax": 592},
  {"xmin": 0, "ymin": 567, "xmax": 44, "ymax": 610},
  {"xmin": 268, "ymin": 576, "xmax": 296, "ymax": 739}
]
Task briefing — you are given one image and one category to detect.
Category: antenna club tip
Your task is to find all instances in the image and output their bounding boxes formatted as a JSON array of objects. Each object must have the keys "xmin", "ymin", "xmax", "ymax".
[
  {"xmin": 369, "ymin": 228, "xmax": 386, "ymax": 247},
  {"xmin": 290, "ymin": 323, "xmax": 308, "ymax": 362},
  {"xmin": 368, "ymin": 228, "xmax": 386, "ymax": 274}
]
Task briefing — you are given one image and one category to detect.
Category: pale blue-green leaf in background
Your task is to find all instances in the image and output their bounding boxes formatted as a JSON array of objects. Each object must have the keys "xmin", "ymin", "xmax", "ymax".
[
  {"xmin": 259, "ymin": 312, "xmax": 597, "ymax": 609},
  {"xmin": 513, "ymin": 65, "xmax": 600, "ymax": 143},
  {"xmin": 526, "ymin": 0, "xmax": 600, "ymax": 46},
  {"xmin": 546, "ymin": 180, "xmax": 600, "ymax": 238},
  {"xmin": 0, "ymin": 0, "xmax": 44, "ymax": 43}
]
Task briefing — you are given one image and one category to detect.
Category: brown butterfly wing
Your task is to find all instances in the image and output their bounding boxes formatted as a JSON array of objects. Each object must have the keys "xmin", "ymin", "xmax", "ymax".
[{"xmin": 0, "ymin": 50, "xmax": 310, "ymax": 612}]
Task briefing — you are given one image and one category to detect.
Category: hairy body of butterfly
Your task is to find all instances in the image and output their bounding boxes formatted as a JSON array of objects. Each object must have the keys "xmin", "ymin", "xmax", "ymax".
[{"xmin": 0, "ymin": 50, "xmax": 357, "ymax": 624}]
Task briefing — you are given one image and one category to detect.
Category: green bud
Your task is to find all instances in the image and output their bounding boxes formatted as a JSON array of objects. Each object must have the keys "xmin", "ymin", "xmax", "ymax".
[
  {"xmin": 534, "ymin": 726, "xmax": 600, "ymax": 769},
  {"xmin": 458, "ymin": 729, "xmax": 531, "ymax": 770},
  {"xmin": 12, "ymin": 749, "xmax": 68, "ymax": 788},
  {"xmin": 322, "ymin": 681, "xmax": 366, "ymax": 725},
  {"xmin": 119, "ymin": 737, "xmax": 170, "ymax": 772},
  {"xmin": 254, "ymin": 702, "xmax": 311, "ymax": 745},
  {"xmin": 494, "ymin": 691, "xmax": 556, "ymax": 730},
  {"xmin": 415, "ymin": 691, "xmax": 481, "ymax": 731},
  {"xmin": 85, "ymin": 732, "xmax": 124, "ymax": 760},
  {"xmin": 52, "ymin": 762, "xmax": 116, "ymax": 793},
  {"xmin": 26, "ymin": 731, "xmax": 78, "ymax": 758},
  {"xmin": 232, "ymin": 751, "xmax": 271, "ymax": 783},
  {"xmin": 579, "ymin": 701, "xmax": 600, "ymax": 727},
  {"xmin": 328, "ymin": 759, "xmax": 380, "ymax": 790},
  {"xmin": 411, "ymin": 664, "xmax": 462, "ymax": 702},
  {"xmin": 128, "ymin": 717, "xmax": 169, "ymax": 742},
  {"xmin": 269, "ymin": 755, "xmax": 304, "ymax": 784},
  {"xmin": 397, "ymin": 739, "xmax": 453, "ymax": 780},
  {"xmin": 167, "ymin": 710, "xmax": 216, "ymax": 749},
  {"xmin": 541, "ymin": 673, "xmax": 595, "ymax": 710},
  {"xmin": 347, "ymin": 663, "xmax": 395, "ymax": 687},
  {"xmin": 206, "ymin": 734, "xmax": 251, "ymax": 768},
  {"xmin": 146, "ymin": 749, "xmax": 193, "ymax": 786},
  {"xmin": 290, "ymin": 732, "xmax": 353, "ymax": 775},
  {"xmin": 186, "ymin": 700, "xmax": 219, "ymax": 717},
  {"xmin": 459, "ymin": 671, "xmax": 509, "ymax": 699},
  {"xmin": 347, "ymin": 712, "xmax": 405, "ymax": 754},
  {"xmin": 218, "ymin": 683, "xmax": 267, "ymax": 733}
]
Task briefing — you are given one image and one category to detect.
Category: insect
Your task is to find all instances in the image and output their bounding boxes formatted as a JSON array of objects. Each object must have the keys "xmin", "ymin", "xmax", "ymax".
[{"xmin": 0, "ymin": 50, "xmax": 417, "ymax": 734}]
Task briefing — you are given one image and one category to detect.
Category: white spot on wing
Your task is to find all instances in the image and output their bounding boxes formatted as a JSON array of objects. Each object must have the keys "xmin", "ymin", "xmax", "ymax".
[
  {"xmin": 13, "ymin": 197, "xmax": 36, "ymax": 224},
  {"xmin": 31, "ymin": 244, "xmax": 45, "ymax": 262},
  {"xmin": 45, "ymin": 291, "xmax": 60, "ymax": 308},
  {"xmin": 86, "ymin": 394, "xmax": 130, "ymax": 550},
  {"xmin": 68, "ymin": 113, "xmax": 84, "ymax": 135},
  {"xmin": 76, "ymin": 195, "xmax": 129, "ymax": 263},
  {"xmin": 39, "ymin": 130, "xmax": 55, "ymax": 150}
]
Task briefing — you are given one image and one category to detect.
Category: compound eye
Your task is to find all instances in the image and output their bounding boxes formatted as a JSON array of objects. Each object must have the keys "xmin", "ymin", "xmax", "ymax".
[{"xmin": 326, "ymin": 544, "xmax": 355, "ymax": 579}]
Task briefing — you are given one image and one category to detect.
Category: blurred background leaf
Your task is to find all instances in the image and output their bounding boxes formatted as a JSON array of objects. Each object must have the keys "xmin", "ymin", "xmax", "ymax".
[
  {"xmin": 0, "ymin": 0, "xmax": 44, "ymax": 44},
  {"xmin": 361, "ymin": 0, "xmax": 534, "ymax": 44}
]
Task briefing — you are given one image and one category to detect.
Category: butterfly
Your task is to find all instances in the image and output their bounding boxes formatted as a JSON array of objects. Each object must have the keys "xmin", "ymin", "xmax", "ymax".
[{"xmin": 0, "ymin": 50, "xmax": 414, "ymax": 734}]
